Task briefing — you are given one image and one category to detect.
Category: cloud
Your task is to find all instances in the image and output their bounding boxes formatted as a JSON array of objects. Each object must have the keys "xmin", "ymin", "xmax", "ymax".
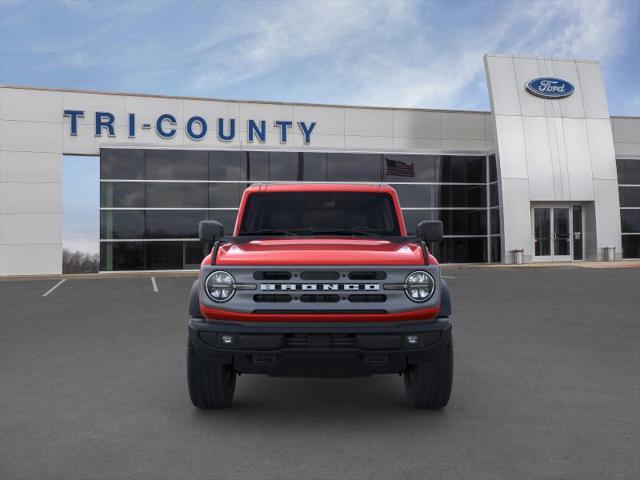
[
  {"xmin": 187, "ymin": 1, "xmax": 414, "ymax": 93},
  {"xmin": 329, "ymin": 0, "xmax": 630, "ymax": 109},
  {"xmin": 3, "ymin": 0, "xmax": 637, "ymax": 114}
]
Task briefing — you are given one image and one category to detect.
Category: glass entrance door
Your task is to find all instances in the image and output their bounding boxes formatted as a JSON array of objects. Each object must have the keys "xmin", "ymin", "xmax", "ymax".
[
  {"xmin": 572, "ymin": 206, "xmax": 583, "ymax": 260},
  {"xmin": 534, "ymin": 207, "xmax": 552, "ymax": 261},
  {"xmin": 532, "ymin": 205, "xmax": 583, "ymax": 262},
  {"xmin": 552, "ymin": 207, "xmax": 571, "ymax": 261}
]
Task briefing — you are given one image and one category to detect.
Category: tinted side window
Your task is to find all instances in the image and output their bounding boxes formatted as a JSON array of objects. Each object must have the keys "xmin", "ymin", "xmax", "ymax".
[
  {"xmin": 100, "ymin": 183, "xmax": 145, "ymax": 208},
  {"xmin": 208, "ymin": 210, "xmax": 239, "ymax": 234},
  {"xmin": 383, "ymin": 155, "xmax": 438, "ymax": 182},
  {"xmin": 269, "ymin": 152, "xmax": 300, "ymax": 181},
  {"xmin": 429, "ymin": 237, "xmax": 488, "ymax": 263},
  {"xmin": 209, "ymin": 151, "xmax": 246, "ymax": 180},
  {"xmin": 146, "ymin": 150, "xmax": 208, "ymax": 180},
  {"xmin": 621, "ymin": 210, "xmax": 640, "ymax": 233},
  {"xmin": 100, "ymin": 242, "xmax": 145, "ymax": 270},
  {"xmin": 617, "ymin": 159, "xmax": 640, "ymax": 184},
  {"xmin": 622, "ymin": 235, "xmax": 640, "ymax": 258},
  {"xmin": 146, "ymin": 242, "xmax": 184, "ymax": 270},
  {"xmin": 209, "ymin": 183, "xmax": 242, "ymax": 208},
  {"xmin": 146, "ymin": 183, "xmax": 208, "ymax": 208},
  {"xmin": 327, "ymin": 154, "xmax": 382, "ymax": 181},
  {"xmin": 247, "ymin": 151, "xmax": 268, "ymax": 181},
  {"xmin": 301, "ymin": 153, "xmax": 327, "ymax": 181},
  {"xmin": 100, "ymin": 211, "xmax": 145, "ymax": 239},
  {"xmin": 438, "ymin": 156, "xmax": 486, "ymax": 183},
  {"xmin": 145, "ymin": 210, "xmax": 207, "ymax": 238},
  {"xmin": 489, "ymin": 155, "xmax": 497, "ymax": 182},
  {"xmin": 100, "ymin": 149, "xmax": 145, "ymax": 179}
]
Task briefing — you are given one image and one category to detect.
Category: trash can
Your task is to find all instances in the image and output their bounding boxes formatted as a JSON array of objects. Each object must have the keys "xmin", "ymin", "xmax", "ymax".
[
  {"xmin": 604, "ymin": 246, "xmax": 616, "ymax": 262},
  {"xmin": 512, "ymin": 249, "xmax": 524, "ymax": 265}
]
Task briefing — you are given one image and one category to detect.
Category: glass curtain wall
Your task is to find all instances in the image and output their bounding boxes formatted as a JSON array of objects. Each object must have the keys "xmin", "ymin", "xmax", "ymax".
[
  {"xmin": 617, "ymin": 158, "xmax": 640, "ymax": 258},
  {"xmin": 100, "ymin": 149, "xmax": 501, "ymax": 270}
]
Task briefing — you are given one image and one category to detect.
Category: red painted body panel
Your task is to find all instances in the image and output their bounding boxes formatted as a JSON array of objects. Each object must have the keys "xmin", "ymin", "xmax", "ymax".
[
  {"xmin": 199, "ymin": 183, "xmax": 439, "ymax": 322},
  {"xmin": 216, "ymin": 238, "xmax": 424, "ymax": 266},
  {"xmin": 200, "ymin": 304, "xmax": 440, "ymax": 322}
]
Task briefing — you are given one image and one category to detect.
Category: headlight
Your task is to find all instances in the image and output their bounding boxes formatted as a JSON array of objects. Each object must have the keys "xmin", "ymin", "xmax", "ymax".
[
  {"xmin": 405, "ymin": 270, "xmax": 435, "ymax": 302},
  {"xmin": 205, "ymin": 271, "xmax": 235, "ymax": 302}
]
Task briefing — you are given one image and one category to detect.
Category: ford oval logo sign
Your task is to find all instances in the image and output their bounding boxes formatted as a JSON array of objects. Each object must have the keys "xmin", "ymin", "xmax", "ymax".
[{"xmin": 526, "ymin": 77, "xmax": 575, "ymax": 99}]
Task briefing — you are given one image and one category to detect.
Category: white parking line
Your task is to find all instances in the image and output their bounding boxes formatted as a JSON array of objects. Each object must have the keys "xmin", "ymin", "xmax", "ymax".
[
  {"xmin": 442, "ymin": 275, "xmax": 456, "ymax": 279},
  {"xmin": 42, "ymin": 279, "xmax": 66, "ymax": 297},
  {"xmin": 151, "ymin": 276, "xmax": 158, "ymax": 292}
]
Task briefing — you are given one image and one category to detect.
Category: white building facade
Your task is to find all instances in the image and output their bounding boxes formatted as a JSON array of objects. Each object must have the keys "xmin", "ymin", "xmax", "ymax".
[{"xmin": 1, "ymin": 54, "xmax": 639, "ymax": 275}]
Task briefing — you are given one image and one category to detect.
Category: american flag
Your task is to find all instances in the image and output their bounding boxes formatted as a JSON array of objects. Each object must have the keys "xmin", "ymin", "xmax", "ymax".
[{"xmin": 385, "ymin": 158, "xmax": 415, "ymax": 177}]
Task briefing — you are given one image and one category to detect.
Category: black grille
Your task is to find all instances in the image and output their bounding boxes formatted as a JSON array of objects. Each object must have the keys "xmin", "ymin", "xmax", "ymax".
[
  {"xmin": 300, "ymin": 294, "xmax": 340, "ymax": 303},
  {"xmin": 348, "ymin": 294, "xmax": 387, "ymax": 303},
  {"xmin": 253, "ymin": 294, "xmax": 292, "ymax": 303},
  {"xmin": 348, "ymin": 271, "xmax": 387, "ymax": 280},
  {"xmin": 253, "ymin": 271, "xmax": 291, "ymax": 280}
]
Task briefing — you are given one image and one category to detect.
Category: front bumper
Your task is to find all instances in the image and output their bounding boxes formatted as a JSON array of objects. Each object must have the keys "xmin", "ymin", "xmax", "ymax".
[{"xmin": 188, "ymin": 317, "xmax": 452, "ymax": 378}]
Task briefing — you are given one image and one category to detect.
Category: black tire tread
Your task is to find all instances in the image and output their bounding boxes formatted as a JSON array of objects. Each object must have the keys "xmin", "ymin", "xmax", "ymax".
[
  {"xmin": 187, "ymin": 341, "xmax": 236, "ymax": 408},
  {"xmin": 404, "ymin": 340, "xmax": 453, "ymax": 409}
]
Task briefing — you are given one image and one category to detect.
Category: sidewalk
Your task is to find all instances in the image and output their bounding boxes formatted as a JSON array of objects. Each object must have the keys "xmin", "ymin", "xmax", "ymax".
[{"xmin": 442, "ymin": 260, "xmax": 640, "ymax": 269}]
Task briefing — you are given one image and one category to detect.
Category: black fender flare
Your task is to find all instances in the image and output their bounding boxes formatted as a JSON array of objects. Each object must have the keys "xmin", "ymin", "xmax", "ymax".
[
  {"xmin": 437, "ymin": 278, "xmax": 452, "ymax": 318},
  {"xmin": 188, "ymin": 278, "xmax": 203, "ymax": 318}
]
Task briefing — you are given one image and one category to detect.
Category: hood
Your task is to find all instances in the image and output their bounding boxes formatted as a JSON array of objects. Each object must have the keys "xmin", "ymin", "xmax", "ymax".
[{"xmin": 215, "ymin": 238, "xmax": 425, "ymax": 266}]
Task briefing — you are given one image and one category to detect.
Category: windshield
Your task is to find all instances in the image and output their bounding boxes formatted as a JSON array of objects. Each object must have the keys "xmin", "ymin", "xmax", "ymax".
[{"xmin": 239, "ymin": 191, "xmax": 400, "ymax": 236}]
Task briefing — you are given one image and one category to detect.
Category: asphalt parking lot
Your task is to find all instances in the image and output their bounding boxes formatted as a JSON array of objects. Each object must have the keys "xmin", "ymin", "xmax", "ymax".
[{"xmin": 1, "ymin": 266, "xmax": 639, "ymax": 480}]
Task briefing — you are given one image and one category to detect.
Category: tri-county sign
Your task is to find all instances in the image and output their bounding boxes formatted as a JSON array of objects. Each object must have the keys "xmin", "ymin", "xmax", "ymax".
[
  {"xmin": 63, "ymin": 110, "xmax": 317, "ymax": 144},
  {"xmin": 525, "ymin": 77, "xmax": 575, "ymax": 99}
]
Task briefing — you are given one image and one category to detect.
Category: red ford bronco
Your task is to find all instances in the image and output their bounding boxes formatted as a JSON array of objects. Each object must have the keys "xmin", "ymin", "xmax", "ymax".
[{"xmin": 187, "ymin": 184, "xmax": 453, "ymax": 408}]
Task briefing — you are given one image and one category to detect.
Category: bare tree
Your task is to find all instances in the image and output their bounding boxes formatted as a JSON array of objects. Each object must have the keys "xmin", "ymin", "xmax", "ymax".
[{"xmin": 62, "ymin": 249, "xmax": 99, "ymax": 274}]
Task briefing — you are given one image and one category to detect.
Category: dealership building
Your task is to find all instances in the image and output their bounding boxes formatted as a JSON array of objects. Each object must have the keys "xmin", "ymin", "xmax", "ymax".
[{"xmin": 1, "ymin": 54, "xmax": 639, "ymax": 275}]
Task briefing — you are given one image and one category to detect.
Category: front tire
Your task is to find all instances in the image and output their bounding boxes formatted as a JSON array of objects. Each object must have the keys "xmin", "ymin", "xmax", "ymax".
[
  {"xmin": 404, "ymin": 340, "xmax": 453, "ymax": 409},
  {"xmin": 187, "ymin": 340, "xmax": 236, "ymax": 408}
]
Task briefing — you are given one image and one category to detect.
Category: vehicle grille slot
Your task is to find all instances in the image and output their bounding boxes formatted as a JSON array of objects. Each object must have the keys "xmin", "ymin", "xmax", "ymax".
[
  {"xmin": 348, "ymin": 294, "xmax": 387, "ymax": 303},
  {"xmin": 300, "ymin": 271, "xmax": 340, "ymax": 280},
  {"xmin": 300, "ymin": 294, "xmax": 340, "ymax": 303},
  {"xmin": 331, "ymin": 334, "xmax": 355, "ymax": 347},
  {"xmin": 253, "ymin": 294, "xmax": 292, "ymax": 303},
  {"xmin": 253, "ymin": 271, "xmax": 292, "ymax": 280},
  {"xmin": 285, "ymin": 334, "xmax": 356, "ymax": 348},
  {"xmin": 286, "ymin": 334, "xmax": 308, "ymax": 347},
  {"xmin": 348, "ymin": 271, "xmax": 387, "ymax": 280}
]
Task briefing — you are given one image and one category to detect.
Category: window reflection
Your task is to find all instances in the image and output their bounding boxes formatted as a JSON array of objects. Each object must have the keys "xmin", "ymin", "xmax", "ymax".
[
  {"xmin": 209, "ymin": 151, "xmax": 246, "ymax": 180},
  {"xmin": 100, "ymin": 211, "xmax": 144, "ymax": 239},
  {"xmin": 146, "ymin": 183, "xmax": 208, "ymax": 208},
  {"xmin": 327, "ymin": 153, "xmax": 381, "ymax": 181},
  {"xmin": 146, "ymin": 211, "xmax": 207, "ymax": 238},
  {"xmin": 100, "ymin": 149, "xmax": 145, "ymax": 179},
  {"xmin": 146, "ymin": 150, "xmax": 208, "ymax": 180},
  {"xmin": 247, "ymin": 151, "xmax": 268, "ymax": 181},
  {"xmin": 100, "ymin": 149, "xmax": 502, "ymax": 268},
  {"xmin": 269, "ymin": 152, "xmax": 300, "ymax": 181},
  {"xmin": 617, "ymin": 158, "xmax": 640, "ymax": 185},
  {"xmin": 100, "ymin": 183, "xmax": 145, "ymax": 208}
]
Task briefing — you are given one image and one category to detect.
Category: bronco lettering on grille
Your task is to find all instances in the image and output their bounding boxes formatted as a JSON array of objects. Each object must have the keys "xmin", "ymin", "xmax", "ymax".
[{"xmin": 260, "ymin": 283, "xmax": 380, "ymax": 291}]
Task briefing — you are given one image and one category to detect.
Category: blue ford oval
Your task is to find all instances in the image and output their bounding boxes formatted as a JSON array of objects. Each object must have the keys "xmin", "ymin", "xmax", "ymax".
[{"xmin": 526, "ymin": 77, "xmax": 575, "ymax": 98}]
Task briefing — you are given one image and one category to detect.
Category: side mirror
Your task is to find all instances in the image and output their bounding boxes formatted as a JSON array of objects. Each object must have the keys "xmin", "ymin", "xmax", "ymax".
[
  {"xmin": 416, "ymin": 220, "xmax": 443, "ymax": 242},
  {"xmin": 199, "ymin": 220, "xmax": 224, "ymax": 243}
]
